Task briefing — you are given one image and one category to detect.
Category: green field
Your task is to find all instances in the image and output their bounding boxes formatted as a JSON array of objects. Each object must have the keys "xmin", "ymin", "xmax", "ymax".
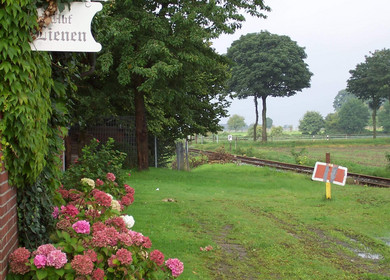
[
  {"xmin": 124, "ymin": 164, "xmax": 390, "ymax": 280},
  {"xmin": 191, "ymin": 138, "xmax": 390, "ymax": 178}
]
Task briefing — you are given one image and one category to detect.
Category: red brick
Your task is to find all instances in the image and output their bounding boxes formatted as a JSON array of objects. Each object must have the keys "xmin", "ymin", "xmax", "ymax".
[
  {"xmin": 0, "ymin": 209, "xmax": 17, "ymax": 239},
  {"xmin": 0, "ymin": 187, "xmax": 16, "ymax": 207},
  {"xmin": 0, "ymin": 194, "xmax": 16, "ymax": 217}
]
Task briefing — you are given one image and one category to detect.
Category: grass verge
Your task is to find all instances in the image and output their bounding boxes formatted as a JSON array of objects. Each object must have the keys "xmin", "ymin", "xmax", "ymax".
[
  {"xmin": 191, "ymin": 138, "xmax": 390, "ymax": 177},
  {"xmin": 124, "ymin": 164, "xmax": 390, "ymax": 279}
]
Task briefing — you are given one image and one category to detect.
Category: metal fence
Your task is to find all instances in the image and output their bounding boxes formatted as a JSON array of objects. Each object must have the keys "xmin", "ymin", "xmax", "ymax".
[
  {"xmin": 192, "ymin": 133, "xmax": 390, "ymax": 144},
  {"xmin": 68, "ymin": 116, "xmax": 138, "ymax": 167}
]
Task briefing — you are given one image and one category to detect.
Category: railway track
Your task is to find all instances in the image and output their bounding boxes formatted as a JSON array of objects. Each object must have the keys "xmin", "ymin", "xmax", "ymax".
[{"xmin": 189, "ymin": 148, "xmax": 390, "ymax": 188}]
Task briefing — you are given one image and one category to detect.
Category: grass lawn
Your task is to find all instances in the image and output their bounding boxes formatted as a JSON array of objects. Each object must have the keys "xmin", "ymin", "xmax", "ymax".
[
  {"xmin": 124, "ymin": 164, "xmax": 390, "ymax": 280},
  {"xmin": 191, "ymin": 138, "xmax": 390, "ymax": 177}
]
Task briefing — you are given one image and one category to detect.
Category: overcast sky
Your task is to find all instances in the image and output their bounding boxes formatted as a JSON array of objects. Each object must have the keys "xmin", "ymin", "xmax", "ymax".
[{"xmin": 213, "ymin": 0, "xmax": 390, "ymax": 129}]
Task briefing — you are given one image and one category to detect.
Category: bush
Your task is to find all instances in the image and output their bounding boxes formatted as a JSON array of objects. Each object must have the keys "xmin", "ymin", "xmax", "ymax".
[
  {"xmin": 62, "ymin": 138, "xmax": 127, "ymax": 191},
  {"xmin": 8, "ymin": 139, "xmax": 184, "ymax": 279},
  {"xmin": 291, "ymin": 148, "xmax": 309, "ymax": 165},
  {"xmin": 8, "ymin": 176, "xmax": 184, "ymax": 280}
]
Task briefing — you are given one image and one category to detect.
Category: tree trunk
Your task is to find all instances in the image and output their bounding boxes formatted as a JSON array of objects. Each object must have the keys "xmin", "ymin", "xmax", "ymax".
[
  {"xmin": 372, "ymin": 108, "xmax": 377, "ymax": 139},
  {"xmin": 135, "ymin": 91, "xmax": 149, "ymax": 170},
  {"xmin": 253, "ymin": 95, "xmax": 259, "ymax": 141},
  {"xmin": 261, "ymin": 96, "xmax": 267, "ymax": 142}
]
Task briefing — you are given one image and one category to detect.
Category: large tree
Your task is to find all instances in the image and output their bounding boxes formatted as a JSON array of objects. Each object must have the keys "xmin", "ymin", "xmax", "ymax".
[
  {"xmin": 337, "ymin": 98, "xmax": 369, "ymax": 134},
  {"xmin": 299, "ymin": 111, "xmax": 324, "ymax": 135},
  {"xmin": 333, "ymin": 89, "xmax": 356, "ymax": 111},
  {"xmin": 227, "ymin": 114, "xmax": 246, "ymax": 131},
  {"xmin": 88, "ymin": 0, "xmax": 270, "ymax": 170},
  {"xmin": 347, "ymin": 49, "xmax": 390, "ymax": 138},
  {"xmin": 378, "ymin": 101, "xmax": 390, "ymax": 133},
  {"xmin": 226, "ymin": 31, "xmax": 312, "ymax": 142}
]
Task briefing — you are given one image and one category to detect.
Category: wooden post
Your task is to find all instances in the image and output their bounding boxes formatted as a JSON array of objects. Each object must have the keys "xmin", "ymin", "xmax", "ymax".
[{"xmin": 325, "ymin": 153, "xmax": 331, "ymax": 199}]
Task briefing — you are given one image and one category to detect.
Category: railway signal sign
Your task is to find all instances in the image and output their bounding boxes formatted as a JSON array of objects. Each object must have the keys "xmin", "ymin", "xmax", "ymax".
[{"xmin": 312, "ymin": 162, "xmax": 348, "ymax": 199}]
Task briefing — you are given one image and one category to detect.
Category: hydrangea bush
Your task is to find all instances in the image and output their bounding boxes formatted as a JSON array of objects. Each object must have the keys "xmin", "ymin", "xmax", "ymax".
[{"xmin": 8, "ymin": 173, "xmax": 183, "ymax": 279}]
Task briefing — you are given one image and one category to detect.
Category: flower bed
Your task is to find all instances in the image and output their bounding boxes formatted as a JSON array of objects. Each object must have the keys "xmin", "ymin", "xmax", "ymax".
[{"xmin": 8, "ymin": 172, "xmax": 183, "ymax": 279}]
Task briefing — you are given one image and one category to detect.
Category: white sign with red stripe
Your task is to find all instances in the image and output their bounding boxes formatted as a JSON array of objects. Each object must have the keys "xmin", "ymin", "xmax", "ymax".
[{"xmin": 312, "ymin": 162, "xmax": 348, "ymax": 186}]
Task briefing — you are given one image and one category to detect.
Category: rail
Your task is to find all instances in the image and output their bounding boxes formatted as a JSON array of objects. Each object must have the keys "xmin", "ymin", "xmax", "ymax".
[{"xmin": 189, "ymin": 148, "xmax": 390, "ymax": 188}]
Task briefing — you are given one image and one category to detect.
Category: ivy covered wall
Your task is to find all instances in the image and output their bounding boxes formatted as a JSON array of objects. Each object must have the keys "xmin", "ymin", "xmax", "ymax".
[{"xmin": 0, "ymin": 1, "xmax": 67, "ymax": 269}]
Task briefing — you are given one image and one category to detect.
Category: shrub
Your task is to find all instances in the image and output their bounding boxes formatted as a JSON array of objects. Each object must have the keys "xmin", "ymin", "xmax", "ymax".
[
  {"xmin": 8, "ymin": 175, "xmax": 184, "ymax": 279},
  {"xmin": 62, "ymin": 138, "xmax": 127, "ymax": 191},
  {"xmin": 291, "ymin": 148, "xmax": 309, "ymax": 165}
]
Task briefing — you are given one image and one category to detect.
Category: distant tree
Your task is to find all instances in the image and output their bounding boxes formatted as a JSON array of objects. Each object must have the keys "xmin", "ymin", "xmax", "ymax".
[
  {"xmin": 227, "ymin": 114, "xmax": 246, "ymax": 131},
  {"xmin": 270, "ymin": 126, "xmax": 284, "ymax": 137},
  {"xmin": 299, "ymin": 111, "xmax": 324, "ymax": 135},
  {"xmin": 333, "ymin": 89, "xmax": 357, "ymax": 111},
  {"xmin": 378, "ymin": 101, "xmax": 390, "ymax": 132},
  {"xmin": 338, "ymin": 99, "xmax": 369, "ymax": 134},
  {"xmin": 266, "ymin": 117, "xmax": 273, "ymax": 129},
  {"xmin": 247, "ymin": 124, "xmax": 263, "ymax": 141},
  {"xmin": 347, "ymin": 49, "xmax": 390, "ymax": 138},
  {"xmin": 324, "ymin": 113, "xmax": 340, "ymax": 134},
  {"xmin": 226, "ymin": 31, "xmax": 312, "ymax": 142}
]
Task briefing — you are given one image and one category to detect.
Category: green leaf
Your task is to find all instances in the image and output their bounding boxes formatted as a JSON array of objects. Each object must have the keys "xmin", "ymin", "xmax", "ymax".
[
  {"xmin": 36, "ymin": 269, "xmax": 48, "ymax": 280},
  {"xmin": 55, "ymin": 269, "xmax": 65, "ymax": 277}
]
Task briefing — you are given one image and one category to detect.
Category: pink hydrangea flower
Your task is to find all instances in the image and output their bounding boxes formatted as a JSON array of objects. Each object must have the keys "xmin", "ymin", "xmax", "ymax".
[
  {"xmin": 118, "ymin": 232, "xmax": 133, "ymax": 246},
  {"xmin": 71, "ymin": 255, "xmax": 94, "ymax": 275},
  {"xmin": 92, "ymin": 268, "xmax": 105, "ymax": 280},
  {"xmin": 84, "ymin": 250, "xmax": 97, "ymax": 263},
  {"xmin": 92, "ymin": 226, "xmax": 119, "ymax": 247},
  {"xmin": 52, "ymin": 206, "xmax": 59, "ymax": 219},
  {"xmin": 124, "ymin": 184, "xmax": 134, "ymax": 195},
  {"xmin": 58, "ymin": 185, "xmax": 69, "ymax": 199},
  {"xmin": 92, "ymin": 222, "xmax": 107, "ymax": 233},
  {"xmin": 33, "ymin": 244, "xmax": 56, "ymax": 257},
  {"xmin": 128, "ymin": 230, "xmax": 144, "ymax": 246},
  {"xmin": 107, "ymin": 255, "xmax": 117, "ymax": 268},
  {"xmin": 46, "ymin": 249, "xmax": 67, "ymax": 269},
  {"xmin": 61, "ymin": 204, "xmax": 79, "ymax": 217},
  {"xmin": 106, "ymin": 172, "xmax": 116, "ymax": 182},
  {"xmin": 9, "ymin": 247, "xmax": 31, "ymax": 275},
  {"xmin": 142, "ymin": 236, "xmax": 152, "ymax": 249},
  {"xmin": 68, "ymin": 189, "xmax": 81, "ymax": 201},
  {"xmin": 105, "ymin": 227, "xmax": 119, "ymax": 246},
  {"xmin": 95, "ymin": 179, "xmax": 104, "ymax": 186},
  {"xmin": 72, "ymin": 220, "xmax": 91, "ymax": 234},
  {"xmin": 120, "ymin": 194, "xmax": 134, "ymax": 206},
  {"xmin": 116, "ymin": 248, "xmax": 132, "ymax": 265},
  {"xmin": 93, "ymin": 190, "xmax": 112, "ymax": 207},
  {"xmin": 92, "ymin": 230, "xmax": 109, "ymax": 247},
  {"xmin": 34, "ymin": 255, "xmax": 47, "ymax": 269},
  {"xmin": 150, "ymin": 250, "xmax": 164, "ymax": 266},
  {"xmin": 105, "ymin": 217, "xmax": 127, "ymax": 232},
  {"xmin": 165, "ymin": 258, "xmax": 184, "ymax": 278}
]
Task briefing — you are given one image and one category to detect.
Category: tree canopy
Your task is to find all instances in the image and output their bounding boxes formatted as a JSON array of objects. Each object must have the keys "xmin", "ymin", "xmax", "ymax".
[
  {"xmin": 347, "ymin": 49, "xmax": 390, "ymax": 138},
  {"xmin": 227, "ymin": 114, "xmax": 246, "ymax": 131},
  {"xmin": 299, "ymin": 111, "xmax": 324, "ymax": 135},
  {"xmin": 337, "ymin": 99, "xmax": 369, "ymax": 134},
  {"xmin": 80, "ymin": 0, "xmax": 270, "ymax": 169},
  {"xmin": 226, "ymin": 31, "xmax": 312, "ymax": 142},
  {"xmin": 378, "ymin": 101, "xmax": 390, "ymax": 133},
  {"xmin": 333, "ymin": 89, "xmax": 356, "ymax": 111}
]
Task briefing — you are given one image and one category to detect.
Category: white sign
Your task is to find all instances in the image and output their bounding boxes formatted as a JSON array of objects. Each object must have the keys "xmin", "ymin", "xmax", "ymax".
[
  {"xmin": 228, "ymin": 135, "xmax": 233, "ymax": 141},
  {"xmin": 30, "ymin": 2, "xmax": 102, "ymax": 52}
]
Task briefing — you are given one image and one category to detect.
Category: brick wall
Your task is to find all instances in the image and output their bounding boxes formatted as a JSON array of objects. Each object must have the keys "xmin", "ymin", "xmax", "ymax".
[{"xmin": 0, "ymin": 123, "xmax": 19, "ymax": 280}]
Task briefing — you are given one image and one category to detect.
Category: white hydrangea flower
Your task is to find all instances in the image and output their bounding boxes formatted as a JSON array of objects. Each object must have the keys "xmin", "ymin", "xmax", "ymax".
[
  {"xmin": 81, "ymin": 178, "xmax": 95, "ymax": 189},
  {"xmin": 111, "ymin": 199, "xmax": 121, "ymax": 212},
  {"xmin": 121, "ymin": 215, "xmax": 135, "ymax": 229}
]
